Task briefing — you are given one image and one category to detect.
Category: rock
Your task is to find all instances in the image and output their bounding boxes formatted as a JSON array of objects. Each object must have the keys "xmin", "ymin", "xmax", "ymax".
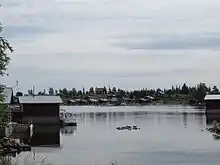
[
  {"xmin": 116, "ymin": 127, "xmax": 121, "ymax": 130},
  {"xmin": 116, "ymin": 125, "xmax": 140, "ymax": 131},
  {"xmin": 133, "ymin": 125, "xmax": 138, "ymax": 130}
]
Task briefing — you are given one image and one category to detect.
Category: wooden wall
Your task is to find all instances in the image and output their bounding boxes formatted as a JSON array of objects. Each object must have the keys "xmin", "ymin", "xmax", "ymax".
[
  {"xmin": 12, "ymin": 103, "xmax": 60, "ymax": 125},
  {"xmin": 205, "ymin": 100, "xmax": 220, "ymax": 111},
  {"xmin": 22, "ymin": 104, "xmax": 59, "ymax": 116}
]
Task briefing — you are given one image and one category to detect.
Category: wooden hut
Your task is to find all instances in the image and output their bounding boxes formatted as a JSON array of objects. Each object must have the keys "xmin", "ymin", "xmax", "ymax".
[
  {"xmin": 17, "ymin": 95, "xmax": 63, "ymax": 125},
  {"xmin": 204, "ymin": 95, "xmax": 220, "ymax": 113}
]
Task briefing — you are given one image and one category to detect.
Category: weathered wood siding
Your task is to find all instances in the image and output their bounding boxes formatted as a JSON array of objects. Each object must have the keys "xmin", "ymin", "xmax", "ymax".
[
  {"xmin": 22, "ymin": 104, "xmax": 59, "ymax": 116},
  {"xmin": 18, "ymin": 104, "xmax": 60, "ymax": 125},
  {"xmin": 205, "ymin": 100, "xmax": 220, "ymax": 112}
]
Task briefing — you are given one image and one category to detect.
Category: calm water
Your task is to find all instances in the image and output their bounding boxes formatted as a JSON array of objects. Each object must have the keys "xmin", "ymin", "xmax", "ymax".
[{"xmin": 18, "ymin": 106, "xmax": 220, "ymax": 165}]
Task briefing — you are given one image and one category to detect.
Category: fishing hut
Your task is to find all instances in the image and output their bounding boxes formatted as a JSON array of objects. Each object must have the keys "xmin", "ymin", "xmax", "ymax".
[{"xmin": 15, "ymin": 95, "xmax": 63, "ymax": 126}]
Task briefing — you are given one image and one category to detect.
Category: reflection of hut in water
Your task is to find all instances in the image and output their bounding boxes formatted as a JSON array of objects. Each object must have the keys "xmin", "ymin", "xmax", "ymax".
[
  {"xmin": 206, "ymin": 113, "xmax": 220, "ymax": 125},
  {"xmin": 22, "ymin": 126, "xmax": 60, "ymax": 147}
]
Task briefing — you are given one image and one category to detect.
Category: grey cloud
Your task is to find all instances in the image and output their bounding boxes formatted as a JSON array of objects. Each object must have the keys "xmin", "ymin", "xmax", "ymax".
[
  {"xmin": 7, "ymin": 66, "xmax": 206, "ymax": 79},
  {"xmin": 2, "ymin": 65, "xmax": 211, "ymax": 92},
  {"xmin": 1, "ymin": 0, "xmax": 24, "ymax": 7},
  {"xmin": 3, "ymin": 25, "xmax": 50, "ymax": 39},
  {"xmin": 114, "ymin": 33, "xmax": 220, "ymax": 50}
]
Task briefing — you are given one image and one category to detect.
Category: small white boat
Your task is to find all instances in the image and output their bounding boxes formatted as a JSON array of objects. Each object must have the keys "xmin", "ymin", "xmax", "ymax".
[
  {"xmin": 60, "ymin": 109, "xmax": 77, "ymax": 126},
  {"xmin": 120, "ymin": 102, "xmax": 127, "ymax": 106}
]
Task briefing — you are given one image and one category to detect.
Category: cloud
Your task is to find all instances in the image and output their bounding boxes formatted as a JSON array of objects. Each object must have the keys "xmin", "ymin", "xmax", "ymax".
[
  {"xmin": 2, "ymin": 0, "xmax": 220, "ymax": 90},
  {"xmin": 113, "ymin": 33, "xmax": 220, "ymax": 50},
  {"xmin": 2, "ymin": 64, "xmax": 218, "ymax": 92},
  {"xmin": 3, "ymin": 25, "xmax": 49, "ymax": 39}
]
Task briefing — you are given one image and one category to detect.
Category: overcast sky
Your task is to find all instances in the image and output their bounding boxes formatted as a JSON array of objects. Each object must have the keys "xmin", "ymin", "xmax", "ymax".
[{"xmin": 1, "ymin": 0, "xmax": 220, "ymax": 92}]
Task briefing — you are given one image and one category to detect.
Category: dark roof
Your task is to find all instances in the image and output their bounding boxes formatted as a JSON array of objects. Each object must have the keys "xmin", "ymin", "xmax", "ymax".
[
  {"xmin": 0, "ymin": 87, "xmax": 13, "ymax": 104},
  {"xmin": 19, "ymin": 95, "xmax": 63, "ymax": 104}
]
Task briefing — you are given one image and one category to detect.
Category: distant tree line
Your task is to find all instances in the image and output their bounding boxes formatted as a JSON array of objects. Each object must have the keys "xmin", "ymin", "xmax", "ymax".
[{"xmin": 22, "ymin": 82, "xmax": 220, "ymax": 103}]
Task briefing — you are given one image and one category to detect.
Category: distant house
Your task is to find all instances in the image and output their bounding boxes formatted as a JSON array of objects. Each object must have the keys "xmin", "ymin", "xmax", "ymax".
[
  {"xmin": 95, "ymin": 88, "xmax": 107, "ymax": 95},
  {"xmin": 204, "ymin": 94, "xmax": 220, "ymax": 112},
  {"xmin": 75, "ymin": 99, "xmax": 87, "ymax": 105},
  {"xmin": 88, "ymin": 98, "xmax": 99, "ymax": 105},
  {"xmin": 67, "ymin": 99, "xmax": 77, "ymax": 105},
  {"xmin": 123, "ymin": 97, "xmax": 134, "ymax": 104},
  {"xmin": 110, "ymin": 97, "xmax": 121, "ymax": 106},
  {"xmin": 15, "ymin": 95, "xmax": 63, "ymax": 125}
]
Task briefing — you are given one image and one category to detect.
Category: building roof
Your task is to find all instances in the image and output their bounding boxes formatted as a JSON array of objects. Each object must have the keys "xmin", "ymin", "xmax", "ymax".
[
  {"xmin": 69, "ymin": 99, "xmax": 76, "ymax": 103},
  {"xmin": 204, "ymin": 94, "xmax": 220, "ymax": 100},
  {"xmin": 99, "ymin": 98, "xmax": 108, "ymax": 102},
  {"xmin": 19, "ymin": 95, "xmax": 63, "ymax": 104},
  {"xmin": 0, "ymin": 87, "xmax": 13, "ymax": 104},
  {"xmin": 89, "ymin": 98, "xmax": 98, "ymax": 102},
  {"xmin": 145, "ymin": 96, "xmax": 155, "ymax": 100},
  {"xmin": 111, "ymin": 98, "xmax": 119, "ymax": 102}
]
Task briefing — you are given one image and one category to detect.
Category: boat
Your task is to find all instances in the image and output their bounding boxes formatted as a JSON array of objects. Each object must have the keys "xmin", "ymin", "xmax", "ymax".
[
  {"xmin": 60, "ymin": 109, "xmax": 77, "ymax": 127},
  {"xmin": 120, "ymin": 102, "xmax": 127, "ymax": 106}
]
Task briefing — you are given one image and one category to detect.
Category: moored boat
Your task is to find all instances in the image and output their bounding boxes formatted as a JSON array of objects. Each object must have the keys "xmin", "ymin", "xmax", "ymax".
[{"xmin": 60, "ymin": 109, "xmax": 77, "ymax": 127}]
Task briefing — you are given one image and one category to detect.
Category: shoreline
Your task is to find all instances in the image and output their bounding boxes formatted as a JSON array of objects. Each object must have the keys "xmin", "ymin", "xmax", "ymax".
[{"xmin": 61, "ymin": 102, "xmax": 206, "ymax": 107}]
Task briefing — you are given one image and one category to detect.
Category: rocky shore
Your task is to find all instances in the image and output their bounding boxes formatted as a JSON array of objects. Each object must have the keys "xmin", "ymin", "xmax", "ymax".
[{"xmin": 0, "ymin": 137, "xmax": 31, "ymax": 157}]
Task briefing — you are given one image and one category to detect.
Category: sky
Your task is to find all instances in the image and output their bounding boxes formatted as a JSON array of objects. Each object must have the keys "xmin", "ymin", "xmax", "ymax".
[{"xmin": 1, "ymin": 0, "xmax": 220, "ymax": 92}]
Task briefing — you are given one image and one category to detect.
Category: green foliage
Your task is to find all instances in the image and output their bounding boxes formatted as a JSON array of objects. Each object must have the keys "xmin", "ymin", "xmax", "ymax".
[
  {"xmin": 0, "ymin": 20, "xmax": 13, "ymax": 127},
  {"xmin": 0, "ymin": 87, "xmax": 9, "ymax": 127},
  {"xmin": 0, "ymin": 25, "xmax": 13, "ymax": 76},
  {"xmin": 212, "ymin": 86, "xmax": 219, "ymax": 94},
  {"xmin": 112, "ymin": 87, "xmax": 117, "ymax": 93},
  {"xmin": 55, "ymin": 82, "xmax": 217, "ymax": 103},
  {"xmin": 48, "ymin": 87, "xmax": 54, "ymax": 95},
  {"xmin": 89, "ymin": 87, "xmax": 94, "ymax": 95},
  {"xmin": 181, "ymin": 83, "xmax": 189, "ymax": 94}
]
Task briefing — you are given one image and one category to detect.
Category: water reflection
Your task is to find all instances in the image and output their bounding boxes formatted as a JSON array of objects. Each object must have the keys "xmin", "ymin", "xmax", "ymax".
[
  {"xmin": 61, "ymin": 126, "xmax": 77, "ymax": 135},
  {"xmin": 206, "ymin": 111, "xmax": 220, "ymax": 125},
  {"xmin": 17, "ymin": 106, "xmax": 220, "ymax": 165},
  {"xmin": 22, "ymin": 126, "xmax": 60, "ymax": 147},
  {"xmin": 16, "ymin": 108, "xmax": 211, "ymax": 158},
  {"xmin": 75, "ymin": 111, "xmax": 205, "ymax": 128},
  {"xmin": 183, "ymin": 113, "xmax": 188, "ymax": 127}
]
